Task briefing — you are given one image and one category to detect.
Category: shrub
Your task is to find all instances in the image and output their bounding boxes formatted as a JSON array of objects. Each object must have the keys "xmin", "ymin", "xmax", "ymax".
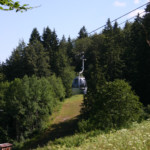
[
  {"xmin": 3, "ymin": 76, "xmax": 58, "ymax": 141},
  {"xmin": 60, "ymin": 67, "xmax": 75, "ymax": 98},
  {"xmin": 47, "ymin": 74, "xmax": 65, "ymax": 101},
  {"xmin": 79, "ymin": 80, "xmax": 143, "ymax": 131}
]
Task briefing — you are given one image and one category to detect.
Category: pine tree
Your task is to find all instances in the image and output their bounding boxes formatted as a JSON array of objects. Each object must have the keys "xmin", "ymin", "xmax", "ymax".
[
  {"xmin": 42, "ymin": 27, "xmax": 52, "ymax": 50},
  {"xmin": 142, "ymin": 3, "xmax": 150, "ymax": 46},
  {"xmin": 67, "ymin": 37, "xmax": 73, "ymax": 60},
  {"xmin": 29, "ymin": 28, "xmax": 41, "ymax": 44},
  {"xmin": 102, "ymin": 18, "xmax": 113, "ymax": 35},
  {"xmin": 25, "ymin": 40, "xmax": 50, "ymax": 77},
  {"xmin": 2, "ymin": 40, "xmax": 26, "ymax": 81},
  {"xmin": 124, "ymin": 16, "xmax": 150, "ymax": 105},
  {"xmin": 49, "ymin": 29, "xmax": 59, "ymax": 73},
  {"xmin": 78, "ymin": 26, "xmax": 88, "ymax": 39}
]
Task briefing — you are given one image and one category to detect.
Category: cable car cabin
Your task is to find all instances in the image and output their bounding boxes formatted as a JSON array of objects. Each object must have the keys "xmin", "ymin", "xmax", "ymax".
[{"xmin": 72, "ymin": 76, "xmax": 87, "ymax": 95}]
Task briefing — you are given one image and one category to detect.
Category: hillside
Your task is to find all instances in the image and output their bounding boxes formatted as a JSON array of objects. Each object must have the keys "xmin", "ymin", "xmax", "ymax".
[
  {"xmin": 17, "ymin": 94, "xmax": 150, "ymax": 150},
  {"xmin": 36, "ymin": 120, "xmax": 150, "ymax": 150},
  {"xmin": 17, "ymin": 95, "xmax": 83, "ymax": 150}
]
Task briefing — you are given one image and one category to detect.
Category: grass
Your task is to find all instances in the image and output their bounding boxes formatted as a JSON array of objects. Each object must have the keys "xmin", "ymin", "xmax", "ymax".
[
  {"xmin": 52, "ymin": 94, "xmax": 83, "ymax": 124},
  {"xmin": 15, "ymin": 94, "xmax": 83, "ymax": 150},
  {"xmin": 15, "ymin": 95, "xmax": 150, "ymax": 150},
  {"xmin": 35, "ymin": 120, "xmax": 150, "ymax": 150}
]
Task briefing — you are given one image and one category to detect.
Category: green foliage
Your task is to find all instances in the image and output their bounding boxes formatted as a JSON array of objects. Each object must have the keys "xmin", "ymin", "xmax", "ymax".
[
  {"xmin": 78, "ymin": 26, "xmax": 88, "ymax": 39},
  {"xmin": 0, "ymin": 76, "xmax": 59, "ymax": 141},
  {"xmin": 48, "ymin": 74, "xmax": 65, "ymax": 101},
  {"xmin": 36, "ymin": 121, "xmax": 150, "ymax": 150},
  {"xmin": 2, "ymin": 40, "xmax": 26, "ymax": 81},
  {"xmin": 80, "ymin": 80, "xmax": 143, "ymax": 131},
  {"xmin": 60, "ymin": 67, "xmax": 75, "ymax": 97},
  {"xmin": 0, "ymin": 127, "xmax": 9, "ymax": 143},
  {"xmin": 25, "ymin": 40, "xmax": 51, "ymax": 77},
  {"xmin": 0, "ymin": 81, "xmax": 9, "ymax": 108},
  {"xmin": 144, "ymin": 105, "xmax": 150, "ymax": 119},
  {"xmin": 0, "ymin": 0, "xmax": 30, "ymax": 12},
  {"xmin": 29, "ymin": 28, "xmax": 41, "ymax": 44}
]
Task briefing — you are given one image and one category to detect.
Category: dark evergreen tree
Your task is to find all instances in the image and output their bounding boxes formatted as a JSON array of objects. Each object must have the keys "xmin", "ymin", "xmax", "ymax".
[
  {"xmin": 25, "ymin": 40, "xmax": 50, "ymax": 77},
  {"xmin": 78, "ymin": 26, "xmax": 88, "ymax": 39},
  {"xmin": 66, "ymin": 36, "xmax": 73, "ymax": 60},
  {"xmin": 124, "ymin": 17, "xmax": 150, "ymax": 105},
  {"xmin": 142, "ymin": 3, "xmax": 150, "ymax": 46},
  {"xmin": 102, "ymin": 18, "xmax": 113, "ymax": 35},
  {"xmin": 42, "ymin": 27, "xmax": 52, "ymax": 50},
  {"xmin": 60, "ymin": 35, "xmax": 67, "ymax": 46},
  {"xmin": 0, "ymin": 62, "xmax": 5, "ymax": 81},
  {"xmin": 2, "ymin": 40, "xmax": 26, "ymax": 81},
  {"xmin": 29, "ymin": 28, "xmax": 41, "ymax": 44},
  {"xmin": 51, "ymin": 29, "xmax": 59, "ymax": 51},
  {"xmin": 43, "ymin": 29, "xmax": 59, "ymax": 73}
]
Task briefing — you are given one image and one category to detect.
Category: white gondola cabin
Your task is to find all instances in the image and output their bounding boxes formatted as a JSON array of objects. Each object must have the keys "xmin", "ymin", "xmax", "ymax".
[{"xmin": 72, "ymin": 52, "xmax": 87, "ymax": 95}]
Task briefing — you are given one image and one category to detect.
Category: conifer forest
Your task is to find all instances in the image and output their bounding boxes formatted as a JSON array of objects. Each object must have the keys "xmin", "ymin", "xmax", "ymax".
[{"xmin": 0, "ymin": 3, "xmax": 150, "ymax": 147}]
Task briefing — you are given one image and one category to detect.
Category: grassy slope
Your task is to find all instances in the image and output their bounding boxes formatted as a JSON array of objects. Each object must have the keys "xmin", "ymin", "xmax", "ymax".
[
  {"xmin": 17, "ymin": 95, "xmax": 83, "ymax": 150},
  {"xmin": 36, "ymin": 120, "xmax": 150, "ymax": 150},
  {"xmin": 17, "ymin": 95, "xmax": 150, "ymax": 150},
  {"xmin": 52, "ymin": 94, "xmax": 83, "ymax": 124}
]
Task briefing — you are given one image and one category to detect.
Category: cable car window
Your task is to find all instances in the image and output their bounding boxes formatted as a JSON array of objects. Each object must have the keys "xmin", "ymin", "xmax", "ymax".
[{"xmin": 72, "ymin": 78, "xmax": 79, "ymax": 88}]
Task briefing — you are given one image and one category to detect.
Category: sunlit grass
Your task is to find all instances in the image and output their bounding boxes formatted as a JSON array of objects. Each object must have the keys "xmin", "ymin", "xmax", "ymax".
[
  {"xmin": 35, "ymin": 120, "xmax": 150, "ymax": 150},
  {"xmin": 52, "ymin": 94, "xmax": 83, "ymax": 124}
]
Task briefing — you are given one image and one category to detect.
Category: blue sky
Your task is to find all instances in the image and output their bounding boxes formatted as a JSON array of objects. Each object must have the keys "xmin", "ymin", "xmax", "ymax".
[{"xmin": 0, "ymin": 0, "xmax": 149, "ymax": 62}]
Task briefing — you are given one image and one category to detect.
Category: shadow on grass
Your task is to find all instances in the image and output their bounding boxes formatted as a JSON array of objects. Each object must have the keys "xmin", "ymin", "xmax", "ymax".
[{"xmin": 21, "ymin": 116, "xmax": 80, "ymax": 150}]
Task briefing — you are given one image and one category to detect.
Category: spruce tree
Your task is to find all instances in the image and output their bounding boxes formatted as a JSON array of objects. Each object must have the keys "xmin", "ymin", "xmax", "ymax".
[
  {"xmin": 25, "ymin": 40, "xmax": 50, "ymax": 77},
  {"xmin": 142, "ymin": 3, "xmax": 150, "ymax": 46},
  {"xmin": 78, "ymin": 26, "xmax": 88, "ymax": 39},
  {"xmin": 102, "ymin": 18, "xmax": 113, "ymax": 35},
  {"xmin": 2, "ymin": 40, "xmax": 26, "ymax": 81},
  {"xmin": 29, "ymin": 28, "xmax": 41, "ymax": 44}
]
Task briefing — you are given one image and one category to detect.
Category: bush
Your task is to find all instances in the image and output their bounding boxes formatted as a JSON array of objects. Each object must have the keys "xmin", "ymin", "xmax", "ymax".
[
  {"xmin": 48, "ymin": 74, "xmax": 65, "ymax": 101},
  {"xmin": 2, "ymin": 75, "xmax": 59, "ymax": 141},
  {"xmin": 60, "ymin": 67, "xmax": 75, "ymax": 98},
  {"xmin": 79, "ymin": 80, "xmax": 143, "ymax": 131}
]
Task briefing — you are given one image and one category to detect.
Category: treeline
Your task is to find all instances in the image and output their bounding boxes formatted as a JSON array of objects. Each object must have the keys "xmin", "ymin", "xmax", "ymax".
[
  {"xmin": 0, "ymin": 3, "xmax": 150, "ymax": 142},
  {"xmin": 1, "ymin": 27, "xmax": 75, "ymax": 97},
  {"xmin": 0, "ymin": 75, "xmax": 65, "ymax": 141},
  {"xmin": 0, "ymin": 28, "xmax": 76, "ymax": 142},
  {"xmin": 80, "ymin": 4, "xmax": 150, "ymax": 131}
]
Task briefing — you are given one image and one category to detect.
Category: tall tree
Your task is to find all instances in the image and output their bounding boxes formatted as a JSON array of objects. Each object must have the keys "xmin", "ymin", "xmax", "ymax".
[
  {"xmin": 25, "ymin": 40, "xmax": 50, "ymax": 77},
  {"xmin": 102, "ymin": 18, "xmax": 113, "ymax": 36},
  {"xmin": 42, "ymin": 27, "xmax": 52, "ymax": 50},
  {"xmin": 42, "ymin": 28, "xmax": 59, "ymax": 73},
  {"xmin": 142, "ymin": 3, "xmax": 150, "ymax": 46},
  {"xmin": 42, "ymin": 27, "xmax": 52, "ymax": 70},
  {"xmin": 66, "ymin": 36, "xmax": 73, "ymax": 61},
  {"xmin": 78, "ymin": 26, "xmax": 88, "ymax": 39},
  {"xmin": 2, "ymin": 40, "xmax": 26, "ymax": 81},
  {"xmin": 0, "ymin": 62, "xmax": 5, "ymax": 81},
  {"xmin": 49, "ymin": 29, "xmax": 59, "ymax": 73},
  {"xmin": 29, "ymin": 28, "xmax": 41, "ymax": 44}
]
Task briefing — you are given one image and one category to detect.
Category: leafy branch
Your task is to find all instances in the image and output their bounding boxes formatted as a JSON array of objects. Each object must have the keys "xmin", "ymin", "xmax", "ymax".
[{"xmin": 0, "ymin": 0, "xmax": 31, "ymax": 12}]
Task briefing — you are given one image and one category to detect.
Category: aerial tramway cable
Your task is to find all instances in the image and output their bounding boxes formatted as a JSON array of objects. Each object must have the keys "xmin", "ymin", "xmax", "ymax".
[{"xmin": 88, "ymin": 2, "xmax": 150, "ymax": 35}]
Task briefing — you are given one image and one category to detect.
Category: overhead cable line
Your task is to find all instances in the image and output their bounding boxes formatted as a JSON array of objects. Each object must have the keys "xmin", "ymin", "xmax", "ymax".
[
  {"xmin": 88, "ymin": 2, "xmax": 150, "ymax": 35},
  {"xmin": 118, "ymin": 11, "xmax": 146, "ymax": 26}
]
